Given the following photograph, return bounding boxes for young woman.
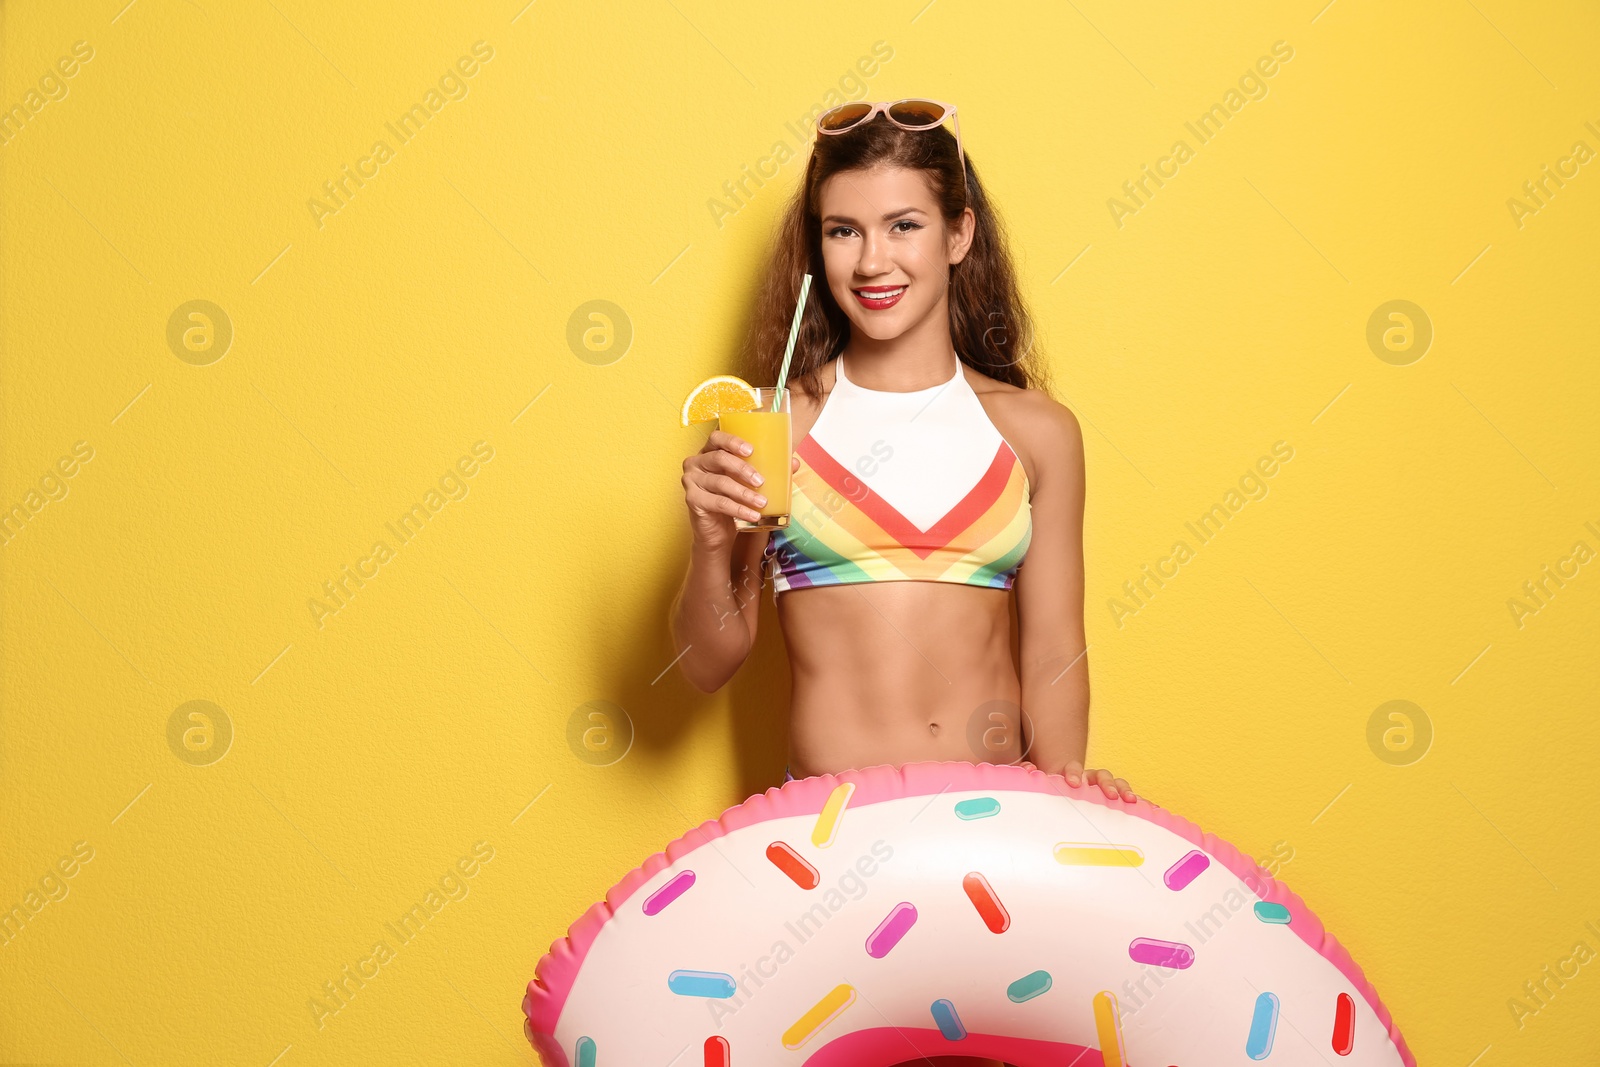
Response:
[670,102,1134,1066]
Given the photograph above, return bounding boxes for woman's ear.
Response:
[948,206,976,265]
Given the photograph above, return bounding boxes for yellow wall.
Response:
[3,0,1597,1062]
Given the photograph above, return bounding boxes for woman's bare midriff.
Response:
[777,578,1023,778]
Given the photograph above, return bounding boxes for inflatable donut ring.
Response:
[523,761,1415,1066]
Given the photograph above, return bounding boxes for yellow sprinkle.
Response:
[782,983,857,1050]
[1053,842,1145,867]
[1093,990,1127,1067]
[811,782,855,848]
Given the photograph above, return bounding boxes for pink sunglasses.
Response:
[814,98,968,201]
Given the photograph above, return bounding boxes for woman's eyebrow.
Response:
[821,206,926,225]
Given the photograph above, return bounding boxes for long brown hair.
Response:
[742,112,1052,403]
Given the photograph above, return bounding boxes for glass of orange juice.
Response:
[718,386,791,531]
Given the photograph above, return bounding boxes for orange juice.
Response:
[718,408,792,524]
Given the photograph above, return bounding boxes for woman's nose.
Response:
[856,230,889,275]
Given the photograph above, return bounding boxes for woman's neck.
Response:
[840,307,961,392]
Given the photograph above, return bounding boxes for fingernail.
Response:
[1067,776,1080,785]
[741,444,753,455]
[752,472,764,485]
[754,494,767,506]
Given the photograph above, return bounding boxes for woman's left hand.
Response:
[1063,759,1135,803]
[1013,759,1136,803]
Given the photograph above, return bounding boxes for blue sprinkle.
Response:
[1246,991,1279,1059]
[1254,901,1292,924]
[930,998,967,1040]
[575,1036,596,1067]
[667,969,737,998]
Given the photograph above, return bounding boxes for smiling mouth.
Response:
[853,284,907,309]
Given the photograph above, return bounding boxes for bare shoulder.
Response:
[966,369,1083,488]
[789,359,838,441]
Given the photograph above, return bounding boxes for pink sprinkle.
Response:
[642,871,695,916]
[1164,849,1209,891]
[865,902,918,958]
[1129,936,1195,969]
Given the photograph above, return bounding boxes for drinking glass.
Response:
[717,387,791,531]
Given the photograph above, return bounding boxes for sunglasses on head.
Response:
[814,98,968,201]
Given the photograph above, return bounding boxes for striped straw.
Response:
[772,273,812,411]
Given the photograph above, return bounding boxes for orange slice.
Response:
[681,374,760,426]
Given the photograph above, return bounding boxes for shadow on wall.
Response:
[726,588,795,796]
[586,534,792,806]
[586,259,795,800]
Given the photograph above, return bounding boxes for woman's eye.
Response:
[825,222,918,238]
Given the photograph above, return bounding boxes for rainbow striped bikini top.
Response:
[763,353,1032,594]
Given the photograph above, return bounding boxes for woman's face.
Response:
[816,165,974,343]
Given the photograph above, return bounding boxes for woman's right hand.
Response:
[681,431,797,553]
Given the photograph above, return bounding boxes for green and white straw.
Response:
[772,273,812,411]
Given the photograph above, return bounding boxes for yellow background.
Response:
[3,0,1598,1063]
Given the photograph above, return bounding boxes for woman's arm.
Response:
[669,435,800,693]
[1013,397,1135,801]
[669,532,767,692]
